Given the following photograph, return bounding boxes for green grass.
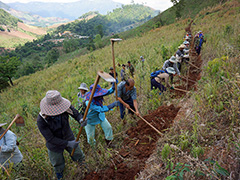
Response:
[0,0,239,179]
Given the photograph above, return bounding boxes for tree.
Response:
[0,55,21,86]
[170,0,185,19]
[45,48,60,65]
[63,39,79,53]
[94,34,103,49]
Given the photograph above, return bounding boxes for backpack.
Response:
[150,70,165,79]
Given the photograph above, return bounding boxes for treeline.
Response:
[57,4,158,36]
[0,4,157,90]
[0,9,23,31]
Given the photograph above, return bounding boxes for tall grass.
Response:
[0,0,239,179]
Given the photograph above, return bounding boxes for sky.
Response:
[1,0,173,12]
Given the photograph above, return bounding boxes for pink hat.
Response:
[40,90,71,116]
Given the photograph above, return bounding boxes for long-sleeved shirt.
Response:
[37,105,82,153]
[154,73,171,87]
[117,81,137,101]
[120,69,127,81]
[0,129,23,166]
[162,60,180,75]
[86,88,114,125]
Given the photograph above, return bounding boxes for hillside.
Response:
[118,0,228,39]
[0,0,239,179]
[0,9,47,48]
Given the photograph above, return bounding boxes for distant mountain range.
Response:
[0,1,70,27]
[6,0,123,20]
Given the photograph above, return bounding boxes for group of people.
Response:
[35,73,140,179]
[0,31,203,179]
[150,30,203,94]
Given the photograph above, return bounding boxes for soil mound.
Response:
[83,105,180,180]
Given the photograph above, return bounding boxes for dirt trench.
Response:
[83,51,202,180]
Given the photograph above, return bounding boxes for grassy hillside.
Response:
[0,0,239,179]
[0,8,22,28]
[118,0,227,39]
[0,9,47,48]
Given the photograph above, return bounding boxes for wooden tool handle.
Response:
[71,75,100,156]
[0,114,20,141]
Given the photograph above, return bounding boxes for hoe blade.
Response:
[110,38,122,42]
[98,71,116,82]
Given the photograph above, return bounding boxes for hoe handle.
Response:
[71,74,100,156]
[127,107,163,136]
[0,114,20,141]
[111,41,119,107]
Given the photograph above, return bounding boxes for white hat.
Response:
[166,67,176,75]
[178,44,185,49]
[78,83,88,91]
[169,56,177,63]
[0,123,7,127]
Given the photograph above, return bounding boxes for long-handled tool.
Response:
[188,62,201,70]
[71,71,116,156]
[110,38,122,103]
[180,76,197,83]
[174,87,189,93]
[129,107,163,136]
[117,98,163,136]
[0,114,25,140]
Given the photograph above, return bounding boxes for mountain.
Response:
[0,1,70,27]
[0,0,239,179]
[0,9,47,48]
[7,0,123,20]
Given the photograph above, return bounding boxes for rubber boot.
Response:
[56,172,63,180]
[105,139,115,148]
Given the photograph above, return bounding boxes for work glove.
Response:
[67,140,80,149]
[111,78,118,90]
[79,118,88,127]
[107,101,119,110]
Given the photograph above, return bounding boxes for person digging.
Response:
[77,82,88,115]
[117,78,140,120]
[37,90,87,180]
[151,67,176,94]
[162,56,181,83]
[84,84,118,148]
[0,122,23,169]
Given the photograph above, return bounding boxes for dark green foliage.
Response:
[45,48,60,65]
[0,55,21,86]
[0,26,4,31]
[63,39,79,53]
[0,9,22,27]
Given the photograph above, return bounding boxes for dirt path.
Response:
[83,44,202,180]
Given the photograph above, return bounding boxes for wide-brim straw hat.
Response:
[0,123,7,127]
[166,67,176,75]
[40,90,71,116]
[178,44,186,49]
[85,84,108,100]
[169,56,177,63]
[78,83,88,91]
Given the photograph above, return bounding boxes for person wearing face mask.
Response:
[117,78,140,119]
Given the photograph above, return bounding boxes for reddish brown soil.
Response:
[83,41,202,180]
[83,105,180,180]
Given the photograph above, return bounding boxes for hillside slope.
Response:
[0,0,239,179]
[0,9,47,48]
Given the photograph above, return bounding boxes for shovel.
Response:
[0,114,25,140]
[71,71,116,156]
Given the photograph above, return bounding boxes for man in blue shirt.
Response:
[117,79,140,119]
